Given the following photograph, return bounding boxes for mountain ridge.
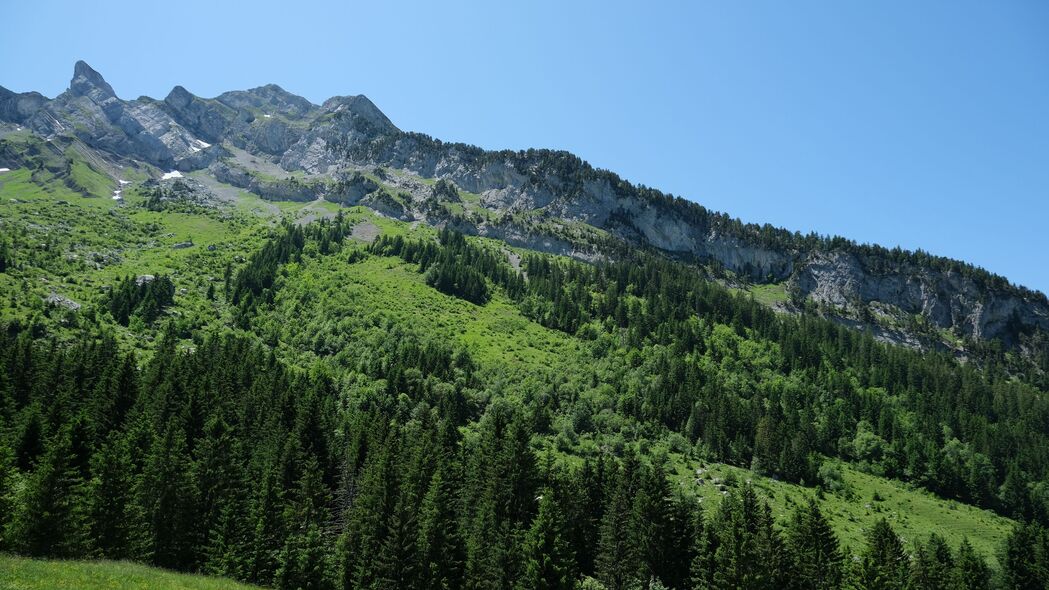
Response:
[1,61,1046,356]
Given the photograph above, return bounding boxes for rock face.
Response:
[25,61,220,169]
[0,86,47,125]
[162,85,238,143]
[2,60,1046,351]
[792,251,1049,344]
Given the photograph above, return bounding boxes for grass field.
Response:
[0,555,263,590]
[747,282,789,307]
[667,458,1012,568]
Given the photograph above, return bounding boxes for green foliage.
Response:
[106,275,175,326]
[5,425,89,558]
[0,160,1045,590]
[855,519,909,590]
[517,490,576,590]
[786,498,843,590]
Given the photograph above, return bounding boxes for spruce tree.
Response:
[952,538,989,590]
[785,498,843,590]
[5,425,89,557]
[595,474,641,590]
[855,518,909,590]
[909,533,953,590]
[1001,523,1043,590]
[709,484,787,590]
[247,467,286,586]
[86,433,142,559]
[274,457,333,590]
[417,465,463,590]
[516,490,576,590]
[136,424,200,570]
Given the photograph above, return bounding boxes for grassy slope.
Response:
[0,160,1017,570]
[264,232,1013,566]
[667,459,1012,567]
[0,555,263,590]
[748,282,789,307]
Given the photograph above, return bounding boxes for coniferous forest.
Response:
[1,208,1048,589]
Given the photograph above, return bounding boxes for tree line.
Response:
[0,325,1031,588]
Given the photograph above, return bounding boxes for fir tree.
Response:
[952,538,989,590]
[855,519,909,590]
[785,498,843,590]
[909,533,953,590]
[274,457,333,590]
[595,473,641,590]
[86,433,142,559]
[5,425,89,557]
[516,490,576,590]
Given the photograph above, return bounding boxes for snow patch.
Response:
[161,170,183,180]
[263,114,273,118]
[195,139,211,148]
[0,168,10,173]
[118,180,131,185]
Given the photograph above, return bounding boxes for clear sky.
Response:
[3,1,1047,293]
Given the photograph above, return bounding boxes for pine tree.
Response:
[136,424,200,570]
[595,474,641,590]
[5,425,89,557]
[952,538,989,590]
[516,490,576,590]
[275,457,334,590]
[86,433,142,559]
[855,519,909,590]
[1001,523,1043,590]
[785,498,843,590]
[909,533,953,590]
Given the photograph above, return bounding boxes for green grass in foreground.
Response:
[0,555,263,590]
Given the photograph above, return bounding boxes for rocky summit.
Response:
[1,61,1046,356]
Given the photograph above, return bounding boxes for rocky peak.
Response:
[164,85,195,109]
[321,94,398,134]
[216,84,316,119]
[69,60,115,100]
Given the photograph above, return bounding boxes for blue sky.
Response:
[3,1,1047,293]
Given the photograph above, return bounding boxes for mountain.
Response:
[4,60,1049,589]
[1,61,1046,357]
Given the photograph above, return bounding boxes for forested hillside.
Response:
[1,159,1047,589]
[0,61,1048,590]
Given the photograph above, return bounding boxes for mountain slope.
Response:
[1,61,1046,361]
[0,118,1044,587]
